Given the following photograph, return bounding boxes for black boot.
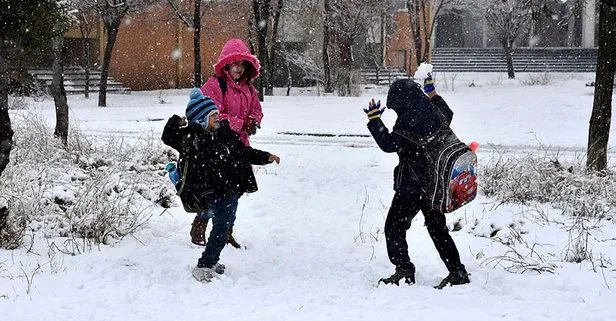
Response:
[434,270,470,289]
[379,265,416,286]
[190,216,208,246]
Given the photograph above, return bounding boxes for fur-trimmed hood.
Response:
[213,38,260,79]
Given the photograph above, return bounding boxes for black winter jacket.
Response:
[367,79,453,194]
[161,115,271,200]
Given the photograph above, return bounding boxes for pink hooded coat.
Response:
[201,38,263,146]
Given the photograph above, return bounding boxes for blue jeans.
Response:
[197,195,239,268]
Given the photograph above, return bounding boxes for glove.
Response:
[243,118,259,135]
[423,73,435,94]
[363,98,384,120]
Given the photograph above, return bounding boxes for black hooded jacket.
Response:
[162,116,271,200]
[367,79,453,194]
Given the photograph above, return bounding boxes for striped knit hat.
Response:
[186,88,218,124]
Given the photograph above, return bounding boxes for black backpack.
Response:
[161,116,208,213]
[173,140,207,213]
[394,118,477,213]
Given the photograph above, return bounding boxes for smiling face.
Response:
[228,60,246,80]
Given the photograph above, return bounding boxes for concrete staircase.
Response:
[29,67,131,95]
[431,47,597,72]
[360,67,409,85]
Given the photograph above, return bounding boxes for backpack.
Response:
[395,120,477,213]
[161,117,207,213]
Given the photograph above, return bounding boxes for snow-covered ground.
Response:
[2,72,616,321]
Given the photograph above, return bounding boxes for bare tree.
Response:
[0,33,11,177]
[272,0,325,91]
[405,0,460,70]
[252,0,285,99]
[51,1,75,147]
[73,1,97,99]
[51,31,70,146]
[586,0,616,172]
[322,0,333,93]
[167,0,204,87]
[83,0,157,107]
[326,0,387,96]
[481,0,533,79]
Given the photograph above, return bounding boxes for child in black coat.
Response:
[365,73,469,289]
[162,88,280,282]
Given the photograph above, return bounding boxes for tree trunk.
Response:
[0,35,13,176]
[408,0,423,67]
[586,0,616,172]
[504,41,515,79]
[83,37,91,99]
[253,0,272,99]
[322,0,332,93]
[381,11,387,67]
[79,14,91,99]
[193,0,202,88]
[98,22,120,107]
[51,34,69,147]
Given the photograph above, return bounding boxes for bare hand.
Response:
[268,154,280,164]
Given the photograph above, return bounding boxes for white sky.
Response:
[2,72,616,321]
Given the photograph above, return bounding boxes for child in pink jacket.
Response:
[191,38,263,247]
[200,38,263,147]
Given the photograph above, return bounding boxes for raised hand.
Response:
[423,73,435,94]
[363,98,385,120]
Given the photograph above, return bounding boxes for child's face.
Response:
[206,112,220,131]
[228,60,246,80]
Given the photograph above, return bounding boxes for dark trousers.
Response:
[385,192,465,273]
[197,196,239,268]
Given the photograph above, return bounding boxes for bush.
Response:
[0,110,170,249]
[520,73,555,86]
[481,148,615,218]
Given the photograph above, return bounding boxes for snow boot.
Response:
[227,226,241,249]
[192,266,214,283]
[434,270,470,289]
[379,265,416,286]
[190,216,208,246]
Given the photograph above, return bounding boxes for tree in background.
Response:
[325,0,387,96]
[252,0,285,99]
[167,0,206,87]
[0,0,70,177]
[586,0,615,172]
[83,0,157,107]
[51,2,75,147]
[323,0,333,93]
[480,0,532,79]
[406,0,460,69]
[74,1,99,99]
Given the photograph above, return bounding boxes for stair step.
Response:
[28,68,131,95]
[431,47,597,72]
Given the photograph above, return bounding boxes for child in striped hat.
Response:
[161,88,280,283]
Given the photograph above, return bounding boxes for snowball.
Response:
[413,63,433,80]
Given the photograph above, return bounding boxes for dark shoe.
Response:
[212,262,225,274]
[190,216,208,246]
[434,270,470,289]
[379,265,416,286]
[227,226,241,249]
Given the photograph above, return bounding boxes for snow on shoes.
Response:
[192,263,225,283]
